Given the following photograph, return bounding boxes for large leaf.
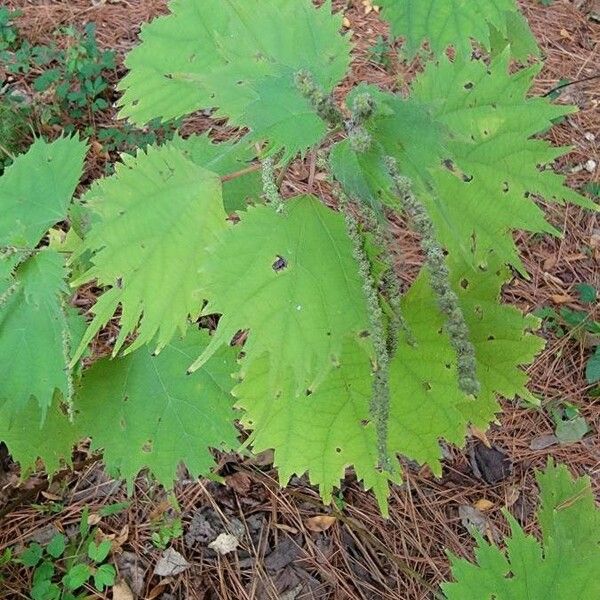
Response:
[171,134,261,212]
[0,250,83,415]
[0,136,87,248]
[0,396,78,474]
[190,196,372,396]
[235,251,543,511]
[74,329,239,487]
[332,53,596,272]
[118,0,351,160]
[71,144,228,361]
[377,0,539,60]
[443,462,600,599]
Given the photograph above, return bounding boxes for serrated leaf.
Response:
[443,461,600,599]
[0,136,87,248]
[333,53,596,272]
[586,346,600,384]
[190,196,371,396]
[0,395,77,474]
[236,251,543,511]
[74,329,239,487]
[377,0,539,59]
[118,0,351,160]
[235,341,396,511]
[171,134,260,212]
[0,250,82,415]
[46,534,66,559]
[71,144,228,361]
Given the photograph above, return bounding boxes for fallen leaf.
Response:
[41,491,62,501]
[458,505,498,543]
[147,580,172,600]
[208,533,240,555]
[153,548,190,577]
[225,472,252,495]
[305,515,336,533]
[551,294,575,305]
[474,499,494,512]
[504,486,520,508]
[87,513,102,526]
[342,16,351,28]
[274,523,299,535]
[529,434,559,450]
[470,426,492,448]
[112,580,134,600]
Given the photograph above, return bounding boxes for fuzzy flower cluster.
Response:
[294,70,343,129]
[261,157,284,213]
[385,157,480,397]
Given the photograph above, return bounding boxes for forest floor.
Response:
[0,1,599,599]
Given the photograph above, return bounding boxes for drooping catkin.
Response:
[294,70,344,129]
[356,202,415,353]
[59,303,75,420]
[339,191,392,472]
[261,157,284,213]
[385,157,480,397]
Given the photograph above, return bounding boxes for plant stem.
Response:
[220,163,261,182]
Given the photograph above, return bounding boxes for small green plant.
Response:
[151,516,184,550]
[368,35,392,69]
[0,7,20,50]
[536,283,600,387]
[13,509,116,600]
[0,98,30,172]
[1,20,115,125]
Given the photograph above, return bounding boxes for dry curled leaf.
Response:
[305,515,336,533]
[112,580,134,600]
[474,499,494,512]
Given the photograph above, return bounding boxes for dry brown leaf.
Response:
[274,523,299,535]
[40,491,62,501]
[87,513,102,526]
[474,499,494,512]
[470,426,492,448]
[342,16,351,28]
[551,294,575,305]
[504,486,521,508]
[305,515,336,533]
[112,580,134,600]
[225,472,252,495]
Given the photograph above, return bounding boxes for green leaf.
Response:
[236,251,543,511]
[31,579,61,600]
[93,563,116,591]
[171,134,261,212]
[62,564,91,591]
[71,144,228,361]
[46,534,67,559]
[334,53,596,272]
[20,543,43,568]
[75,329,239,487]
[0,250,83,415]
[586,346,600,384]
[377,0,539,59]
[87,540,111,563]
[443,461,600,599]
[0,395,77,474]
[575,282,597,304]
[98,501,130,517]
[117,0,351,160]
[191,196,371,396]
[0,136,87,248]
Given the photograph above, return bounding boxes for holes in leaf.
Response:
[502,181,510,193]
[460,278,469,290]
[463,81,474,90]
[445,363,452,370]
[359,330,370,338]
[462,173,474,183]
[272,255,288,272]
[164,73,173,80]
[442,158,456,172]
[423,382,432,392]
[487,335,495,341]
[142,440,153,453]
[360,419,370,427]
[335,447,342,454]
[474,305,483,319]
[305,389,313,396]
